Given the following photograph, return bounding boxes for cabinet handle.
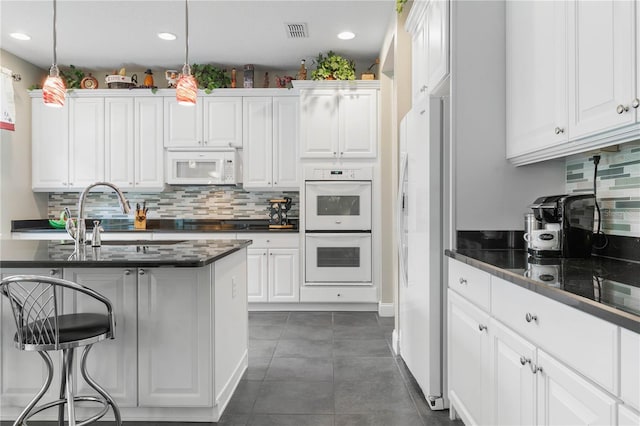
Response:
[420,109,426,115]
[337,293,341,297]
[263,252,266,256]
[129,182,133,185]
[530,364,543,374]
[616,104,629,114]
[267,182,271,185]
[198,141,202,145]
[62,182,67,186]
[138,269,145,276]
[333,152,337,157]
[340,152,344,156]
[203,141,208,145]
[274,182,277,185]
[554,127,564,135]
[50,269,58,276]
[458,277,467,285]
[124,269,131,275]
[270,253,273,256]
[478,324,487,332]
[632,98,639,109]
[525,312,537,323]
[519,356,531,366]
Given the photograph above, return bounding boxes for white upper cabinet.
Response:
[243,96,299,190]
[425,0,449,92]
[134,97,164,190]
[32,99,69,191]
[506,0,568,158]
[507,0,640,165]
[104,97,163,191]
[406,0,450,104]
[105,97,135,188]
[272,97,299,189]
[297,82,378,159]
[164,97,242,149]
[69,97,105,189]
[568,0,635,139]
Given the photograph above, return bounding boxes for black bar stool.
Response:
[1,274,122,426]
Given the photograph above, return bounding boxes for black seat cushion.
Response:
[15,313,110,345]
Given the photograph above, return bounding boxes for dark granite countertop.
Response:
[445,249,640,333]
[0,239,252,268]
[12,218,299,233]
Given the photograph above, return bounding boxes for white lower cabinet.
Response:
[246,234,299,303]
[63,268,138,407]
[447,258,632,426]
[489,319,536,426]
[537,350,616,425]
[0,268,62,408]
[137,267,212,407]
[448,289,491,425]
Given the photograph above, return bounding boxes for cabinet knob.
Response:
[333,152,337,157]
[616,104,629,114]
[124,269,131,275]
[478,324,487,332]
[274,182,277,185]
[138,269,145,276]
[263,252,266,256]
[270,253,273,256]
[337,293,341,297]
[554,127,564,135]
[519,356,531,366]
[632,98,639,109]
[129,182,133,185]
[530,364,543,375]
[340,152,344,156]
[50,269,58,276]
[525,312,537,323]
[459,277,467,285]
[267,182,271,185]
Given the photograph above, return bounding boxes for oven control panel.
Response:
[305,166,373,181]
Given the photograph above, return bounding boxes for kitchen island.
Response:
[0,239,251,423]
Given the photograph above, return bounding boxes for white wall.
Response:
[0,50,47,239]
[450,1,565,233]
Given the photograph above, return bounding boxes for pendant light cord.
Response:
[184,0,189,65]
[52,0,57,66]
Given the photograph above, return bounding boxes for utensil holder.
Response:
[134,214,147,230]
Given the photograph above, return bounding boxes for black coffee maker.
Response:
[528,194,595,258]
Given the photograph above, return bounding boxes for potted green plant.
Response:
[191,64,231,93]
[311,51,356,81]
[60,65,85,89]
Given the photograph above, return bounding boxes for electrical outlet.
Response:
[231,277,237,298]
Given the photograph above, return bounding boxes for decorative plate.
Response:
[81,74,99,89]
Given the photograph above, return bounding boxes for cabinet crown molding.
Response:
[292,80,380,90]
[28,88,300,99]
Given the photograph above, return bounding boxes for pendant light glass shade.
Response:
[43,0,65,107]
[43,64,66,107]
[176,0,197,105]
[176,64,197,105]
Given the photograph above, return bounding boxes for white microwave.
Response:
[166,150,241,185]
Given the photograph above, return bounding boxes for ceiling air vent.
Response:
[285,23,308,38]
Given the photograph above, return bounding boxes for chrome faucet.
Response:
[66,182,131,254]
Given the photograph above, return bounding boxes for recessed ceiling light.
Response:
[158,32,177,41]
[337,31,355,40]
[10,32,31,41]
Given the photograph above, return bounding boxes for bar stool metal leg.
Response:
[58,352,68,426]
[13,351,54,426]
[80,344,123,426]
[64,349,77,426]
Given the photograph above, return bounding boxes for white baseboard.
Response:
[392,329,400,356]
[249,302,378,312]
[214,349,248,421]
[378,301,394,317]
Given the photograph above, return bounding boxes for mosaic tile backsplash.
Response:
[566,141,640,237]
[49,186,299,221]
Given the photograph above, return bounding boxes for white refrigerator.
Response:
[397,97,445,410]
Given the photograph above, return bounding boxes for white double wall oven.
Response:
[303,166,373,286]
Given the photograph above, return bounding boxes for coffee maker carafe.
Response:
[526,194,595,258]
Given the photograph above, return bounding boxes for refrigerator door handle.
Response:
[396,152,409,288]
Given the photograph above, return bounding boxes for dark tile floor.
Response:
[216,311,462,426]
[2,312,463,426]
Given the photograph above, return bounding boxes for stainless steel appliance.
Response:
[166,150,241,185]
[527,194,595,258]
[304,166,373,286]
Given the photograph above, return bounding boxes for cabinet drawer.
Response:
[491,277,619,394]
[448,259,491,311]
[621,328,640,411]
[242,233,299,248]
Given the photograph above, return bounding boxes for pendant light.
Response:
[176,0,197,105]
[43,0,66,107]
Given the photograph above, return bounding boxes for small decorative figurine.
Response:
[165,70,179,88]
[143,69,154,87]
